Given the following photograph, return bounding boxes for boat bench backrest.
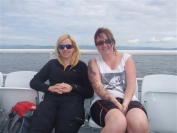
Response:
[5,71,37,88]
[141,74,177,133]
[0,72,3,87]
[0,71,38,113]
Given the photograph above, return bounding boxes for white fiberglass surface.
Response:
[1,89,37,113]
[144,92,177,133]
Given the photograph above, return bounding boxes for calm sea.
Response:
[0,53,177,133]
[0,54,177,77]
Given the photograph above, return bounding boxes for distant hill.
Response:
[79,45,177,50]
[0,45,55,49]
[0,44,176,50]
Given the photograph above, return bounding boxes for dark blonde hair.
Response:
[94,27,117,53]
[55,34,80,69]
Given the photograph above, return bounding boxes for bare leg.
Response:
[101,109,127,133]
[126,108,149,133]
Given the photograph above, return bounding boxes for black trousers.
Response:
[28,94,85,133]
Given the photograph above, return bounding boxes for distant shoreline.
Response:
[0,45,176,50]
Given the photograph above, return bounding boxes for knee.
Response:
[129,116,149,131]
[104,110,127,132]
[126,109,149,133]
[112,116,127,132]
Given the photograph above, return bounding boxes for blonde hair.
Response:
[94,27,117,53]
[55,34,80,70]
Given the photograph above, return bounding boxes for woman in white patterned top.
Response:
[88,27,149,133]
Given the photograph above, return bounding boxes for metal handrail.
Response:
[0,49,177,55]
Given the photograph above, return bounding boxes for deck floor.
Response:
[78,121,101,133]
[50,120,101,133]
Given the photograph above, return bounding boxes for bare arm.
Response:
[122,56,136,113]
[88,58,122,110]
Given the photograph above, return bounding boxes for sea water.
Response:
[0,54,176,77]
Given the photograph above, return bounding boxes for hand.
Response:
[48,83,72,94]
[48,84,63,94]
[59,82,72,93]
[121,103,128,115]
[115,101,123,111]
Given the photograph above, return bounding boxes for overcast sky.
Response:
[0,0,176,48]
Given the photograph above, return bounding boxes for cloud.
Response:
[128,39,139,43]
[0,0,176,48]
[148,37,160,42]
[161,37,177,42]
[148,37,177,42]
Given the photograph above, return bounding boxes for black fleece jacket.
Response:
[30,59,93,99]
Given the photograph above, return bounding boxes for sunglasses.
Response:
[58,44,74,49]
[96,39,112,46]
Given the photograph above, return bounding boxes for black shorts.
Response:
[90,98,147,127]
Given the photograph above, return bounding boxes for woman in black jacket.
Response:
[28,34,93,133]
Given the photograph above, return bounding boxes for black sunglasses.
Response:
[58,44,74,49]
[96,39,112,46]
